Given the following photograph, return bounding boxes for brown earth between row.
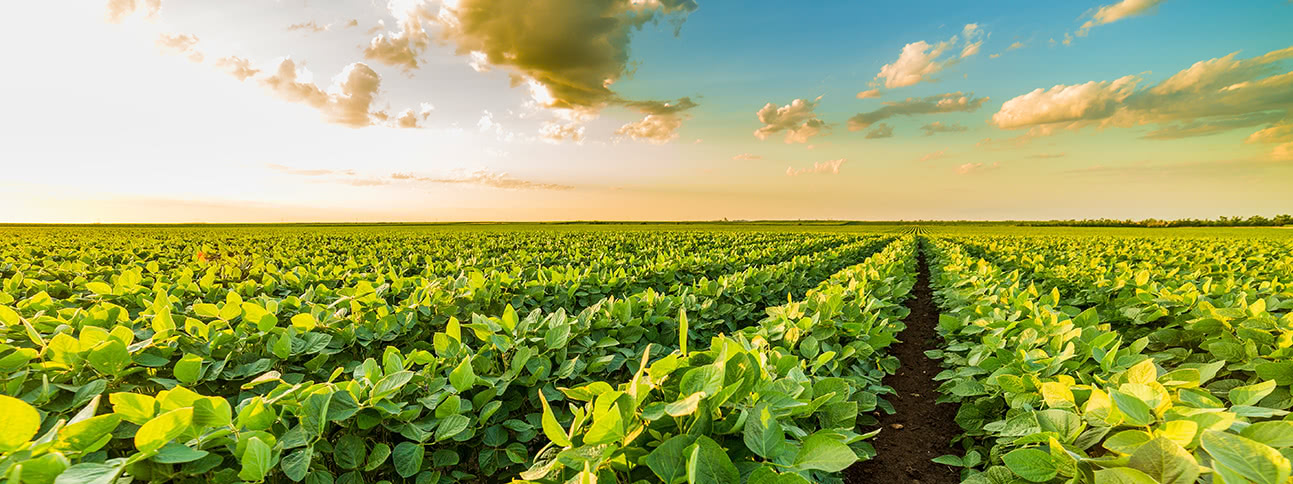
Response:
[845,242,960,484]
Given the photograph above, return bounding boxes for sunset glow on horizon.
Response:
[2,1,1291,222]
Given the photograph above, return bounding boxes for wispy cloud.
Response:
[957,161,1000,175]
[1077,0,1167,37]
[920,121,969,136]
[1027,153,1067,159]
[267,164,573,190]
[732,153,762,160]
[865,123,895,139]
[848,92,989,131]
[786,158,845,176]
[919,149,948,162]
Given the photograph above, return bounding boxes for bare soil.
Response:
[845,243,960,484]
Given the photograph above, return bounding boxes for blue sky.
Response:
[0,0,1290,222]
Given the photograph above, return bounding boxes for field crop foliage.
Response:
[0,225,1290,484]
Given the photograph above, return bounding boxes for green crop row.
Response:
[0,231,911,484]
[512,236,918,483]
[926,237,1293,484]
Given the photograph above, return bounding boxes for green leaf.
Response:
[1241,421,1293,448]
[446,317,461,342]
[174,353,203,384]
[291,313,318,332]
[134,407,193,453]
[1111,390,1153,426]
[1105,430,1153,455]
[0,395,42,452]
[538,392,571,447]
[1094,467,1158,484]
[679,308,689,356]
[394,442,425,478]
[436,414,470,442]
[743,405,784,460]
[792,432,857,472]
[1256,362,1293,386]
[1002,448,1059,483]
[53,463,124,484]
[109,392,156,425]
[365,442,391,471]
[335,434,365,470]
[239,436,272,482]
[86,282,113,295]
[647,434,696,483]
[87,340,131,376]
[449,357,476,393]
[1127,437,1200,484]
[1229,380,1277,406]
[932,455,964,466]
[1201,430,1291,484]
[680,366,723,397]
[371,370,414,401]
[687,436,739,484]
[583,404,625,445]
[282,446,313,482]
[55,414,122,452]
[153,443,210,464]
[664,392,705,418]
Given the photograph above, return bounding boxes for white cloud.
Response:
[215,56,259,81]
[991,76,1139,130]
[261,59,386,128]
[1078,0,1167,36]
[616,98,698,144]
[856,89,881,99]
[875,23,986,89]
[106,0,161,23]
[156,33,203,63]
[991,46,1293,153]
[755,97,828,144]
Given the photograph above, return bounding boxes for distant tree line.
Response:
[1022,215,1293,228]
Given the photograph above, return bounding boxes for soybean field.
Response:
[0,224,1291,484]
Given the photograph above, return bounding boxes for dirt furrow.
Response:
[845,241,960,484]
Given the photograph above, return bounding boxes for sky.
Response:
[1,0,1291,222]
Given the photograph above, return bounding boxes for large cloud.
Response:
[261,59,387,128]
[993,45,1287,137]
[432,0,697,111]
[848,92,989,131]
[755,97,828,144]
[991,46,1293,156]
[875,24,985,89]
[616,97,698,143]
[1078,0,1167,37]
[364,3,437,70]
[991,77,1139,130]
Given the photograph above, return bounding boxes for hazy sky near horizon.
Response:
[2,0,1291,222]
